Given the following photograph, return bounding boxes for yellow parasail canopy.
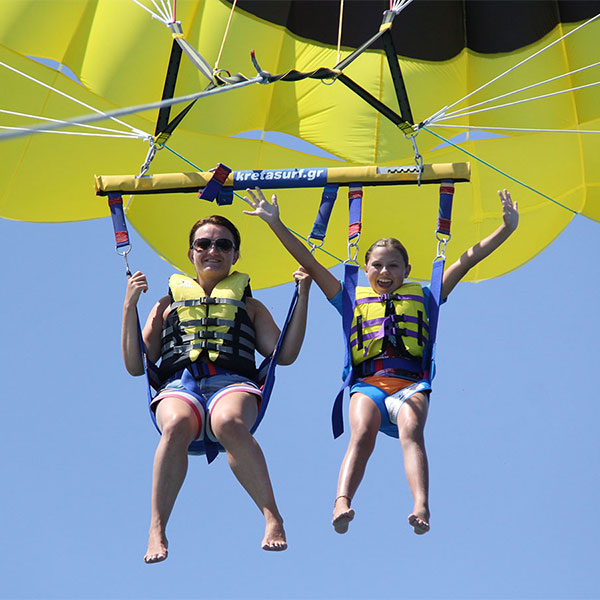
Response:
[0,0,598,289]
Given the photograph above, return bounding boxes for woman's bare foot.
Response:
[262,517,287,551]
[145,529,169,563]
[332,495,355,534]
[408,509,430,535]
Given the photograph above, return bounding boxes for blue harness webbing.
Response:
[107,192,297,463]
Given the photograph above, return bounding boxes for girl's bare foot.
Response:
[261,517,287,551]
[332,495,355,534]
[408,509,430,535]
[145,529,169,563]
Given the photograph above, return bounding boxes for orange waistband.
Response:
[360,376,415,395]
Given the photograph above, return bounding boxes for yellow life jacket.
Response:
[350,282,429,368]
[159,271,256,380]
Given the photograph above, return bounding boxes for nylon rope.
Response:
[422,126,578,215]
[440,62,600,121]
[0,108,141,137]
[336,0,345,65]
[431,124,600,135]
[429,12,600,122]
[0,126,140,138]
[0,75,264,142]
[0,60,149,138]
[214,0,237,73]
[130,0,170,24]
[436,80,600,122]
[156,0,173,21]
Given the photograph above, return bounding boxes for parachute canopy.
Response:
[1,0,599,288]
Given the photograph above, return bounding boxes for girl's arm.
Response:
[249,268,312,365]
[244,187,341,300]
[442,189,519,299]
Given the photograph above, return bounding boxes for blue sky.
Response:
[1,186,599,598]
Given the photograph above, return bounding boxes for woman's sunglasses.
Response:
[191,237,236,252]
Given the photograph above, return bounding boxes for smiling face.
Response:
[365,245,411,295]
[188,223,239,284]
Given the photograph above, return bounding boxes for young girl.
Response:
[244,187,518,535]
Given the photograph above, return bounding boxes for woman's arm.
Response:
[249,268,312,365]
[244,187,341,300]
[121,271,168,375]
[442,189,519,299]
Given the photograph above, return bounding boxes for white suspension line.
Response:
[0,126,142,139]
[436,80,600,122]
[156,0,174,22]
[0,60,149,138]
[442,61,600,119]
[431,123,600,134]
[440,12,600,117]
[0,75,264,142]
[391,0,414,15]
[151,0,172,22]
[0,108,143,137]
[130,0,170,24]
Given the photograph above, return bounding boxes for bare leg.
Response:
[145,397,199,563]
[397,392,430,534]
[210,392,287,551]
[332,393,381,534]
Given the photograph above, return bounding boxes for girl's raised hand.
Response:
[498,189,519,233]
[243,187,280,225]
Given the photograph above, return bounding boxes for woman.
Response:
[122,215,311,562]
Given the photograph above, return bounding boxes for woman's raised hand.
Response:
[243,187,280,225]
[125,270,148,306]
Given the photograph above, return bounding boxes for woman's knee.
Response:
[156,400,199,444]
[210,393,257,441]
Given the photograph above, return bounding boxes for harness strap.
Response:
[171,297,246,309]
[198,163,233,205]
[309,184,339,243]
[332,185,363,438]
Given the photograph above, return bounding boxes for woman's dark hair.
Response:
[364,238,409,266]
[188,215,241,251]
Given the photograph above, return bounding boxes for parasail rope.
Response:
[435,80,600,122]
[214,0,238,73]
[336,0,345,64]
[439,62,600,121]
[391,0,414,15]
[0,126,139,138]
[430,124,600,135]
[0,108,143,137]
[0,75,264,142]
[0,60,150,139]
[422,126,578,215]
[130,0,170,24]
[156,0,174,21]
[429,12,600,123]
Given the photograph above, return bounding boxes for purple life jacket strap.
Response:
[355,294,425,305]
